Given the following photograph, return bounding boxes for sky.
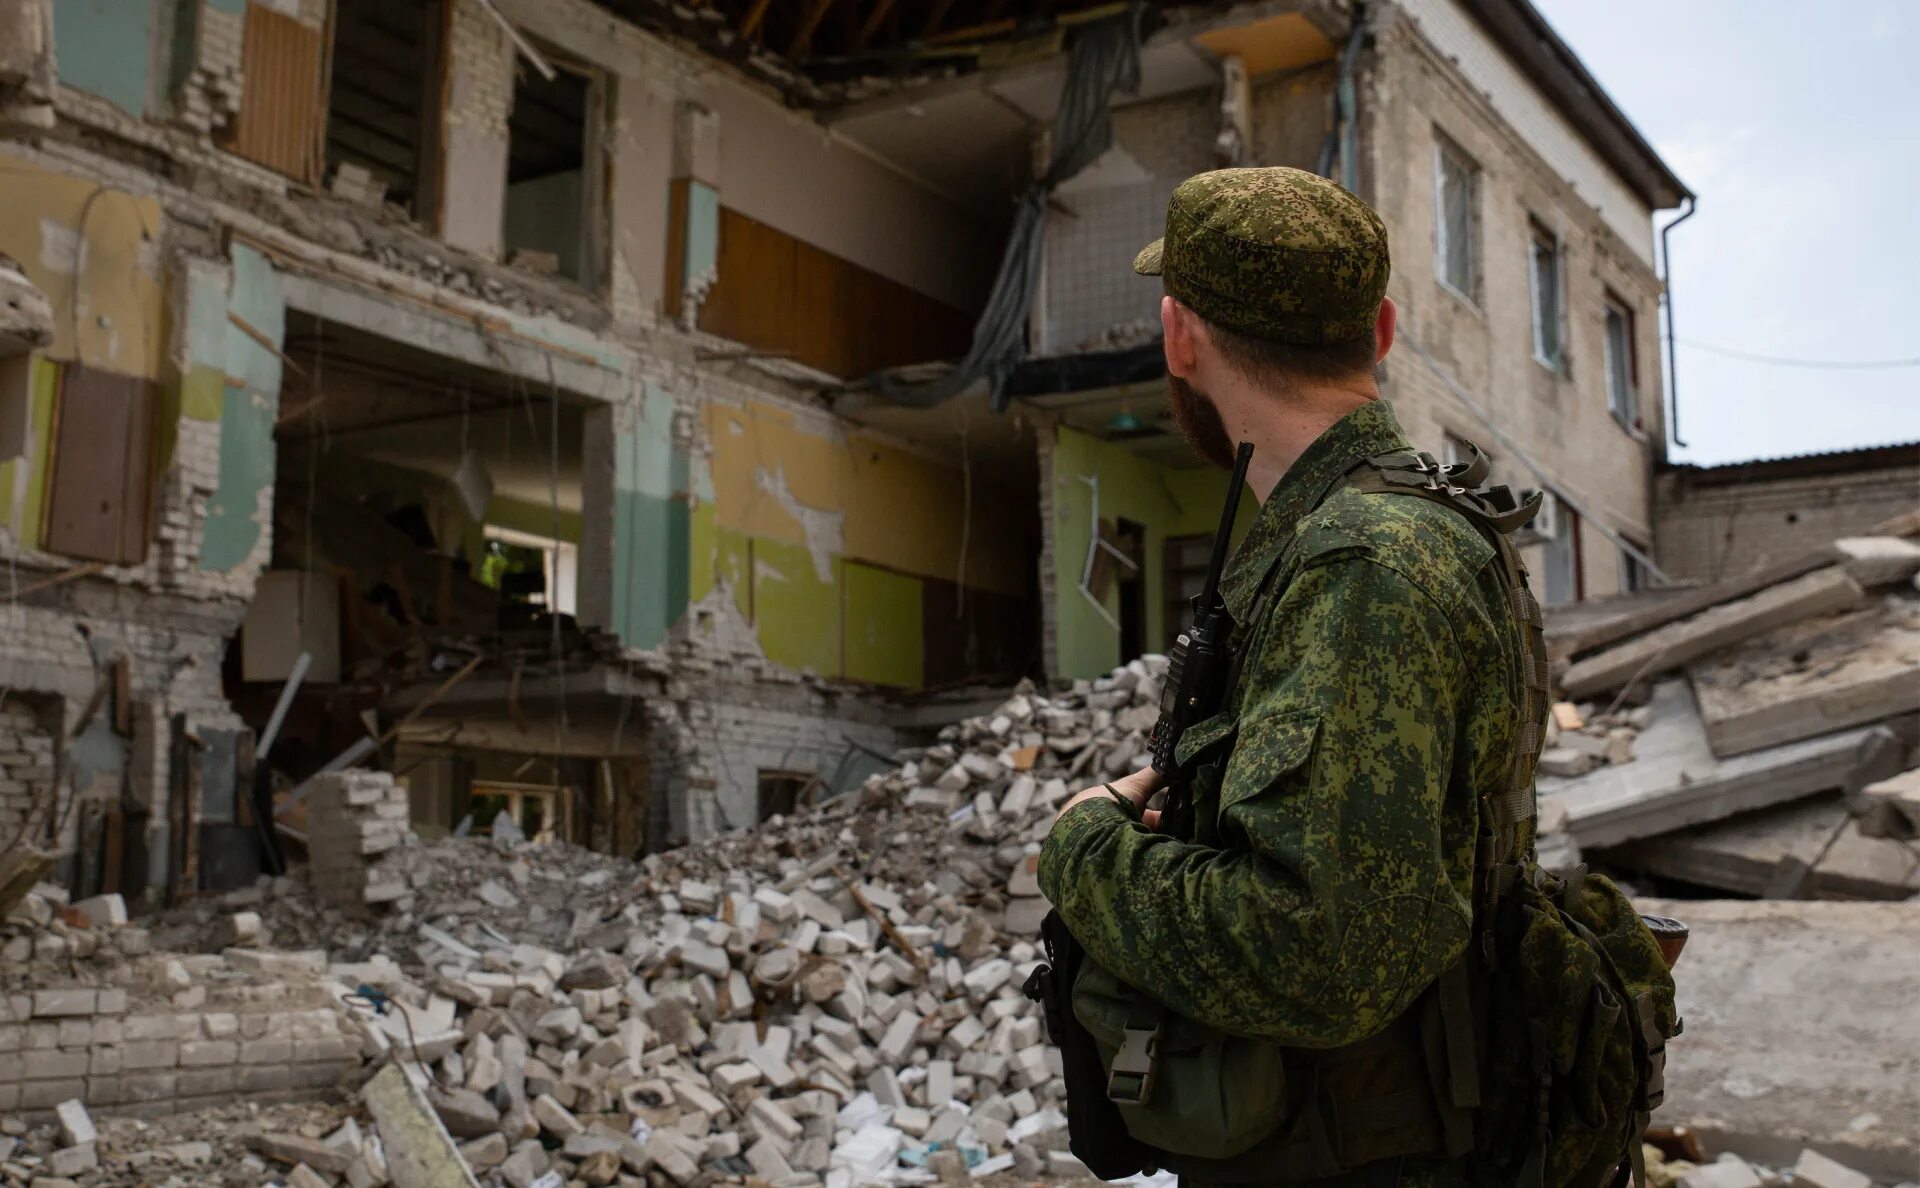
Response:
[1532,0,1920,466]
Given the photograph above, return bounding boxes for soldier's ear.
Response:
[1374,297,1398,365]
[1162,296,1200,378]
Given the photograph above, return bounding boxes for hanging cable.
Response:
[1677,339,1920,370]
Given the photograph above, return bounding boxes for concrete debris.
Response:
[1856,766,1920,839]
[2,661,1190,1184]
[1541,523,1919,903]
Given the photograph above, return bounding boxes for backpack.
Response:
[1027,444,1681,1188]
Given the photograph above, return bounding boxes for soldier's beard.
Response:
[1167,374,1238,470]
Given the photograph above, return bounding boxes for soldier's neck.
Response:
[1232,381,1380,502]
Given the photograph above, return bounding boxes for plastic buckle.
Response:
[1106,1023,1162,1106]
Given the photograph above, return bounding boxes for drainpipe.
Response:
[1659,195,1698,449]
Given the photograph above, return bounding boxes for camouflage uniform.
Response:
[1038,168,1535,1187]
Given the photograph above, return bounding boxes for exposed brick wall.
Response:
[1042,91,1217,353]
[1654,464,1920,584]
[305,770,417,912]
[0,977,362,1117]
[0,696,59,857]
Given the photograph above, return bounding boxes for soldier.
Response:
[1037,166,1544,1187]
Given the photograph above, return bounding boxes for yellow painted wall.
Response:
[702,397,1026,596]
[0,358,60,550]
[690,393,1035,688]
[0,152,165,379]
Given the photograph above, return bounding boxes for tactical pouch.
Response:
[1027,910,1157,1180]
[1071,959,1289,1159]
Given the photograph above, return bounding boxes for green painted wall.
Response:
[201,244,284,572]
[53,0,156,117]
[0,358,59,550]
[609,382,689,650]
[751,538,839,676]
[1049,426,1252,680]
[843,561,923,688]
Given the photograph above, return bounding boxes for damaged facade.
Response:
[0,0,1686,898]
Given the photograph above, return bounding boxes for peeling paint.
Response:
[201,244,284,572]
[37,218,84,274]
[680,179,720,320]
[754,463,842,583]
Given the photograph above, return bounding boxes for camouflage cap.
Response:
[1133,167,1390,346]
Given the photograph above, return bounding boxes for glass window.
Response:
[1434,136,1478,298]
[1604,298,1637,426]
[1529,225,1564,371]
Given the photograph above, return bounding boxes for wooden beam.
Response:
[852,0,897,52]
[739,0,774,42]
[787,0,838,57]
[918,0,957,40]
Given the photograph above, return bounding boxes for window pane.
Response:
[1436,145,1475,294]
[1605,307,1634,422]
[1531,235,1561,364]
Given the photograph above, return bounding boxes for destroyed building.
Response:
[1654,441,1920,585]
[0,0,1689,903]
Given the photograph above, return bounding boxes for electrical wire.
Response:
[1677,339,1920,370]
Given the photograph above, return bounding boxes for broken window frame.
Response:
[322,0,452,224]
[501,45,608,292]
[1432,132,1479,302]
[481,523,579,616]
[468,780,558,842]
[1528,221,1565,374]
[1603,293,1638,430]
[756,770,814,823]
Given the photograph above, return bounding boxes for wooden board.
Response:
[690,197,973,379]
[223,3,327,184]
[1560,566,1865,699]
[42,364,155,565]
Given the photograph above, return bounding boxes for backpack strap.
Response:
[1345,446,1549,875]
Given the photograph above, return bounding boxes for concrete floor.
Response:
[1640,897,1920,1182]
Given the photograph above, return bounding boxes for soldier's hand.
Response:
[1055,766,1164,827]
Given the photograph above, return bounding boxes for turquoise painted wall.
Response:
[1050,427,1250,680]
[202,244,285,572]
[610,382,689,650]
[53,0,156,117]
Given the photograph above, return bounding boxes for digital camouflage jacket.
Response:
[1038,399,1533,1186]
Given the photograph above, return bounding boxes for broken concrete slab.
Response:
[1601,794,1920,900]
[1541,680,1901,849]
[1856,765,1920,838]
[1562,566,1867,700]
[1688,598,1920,758]
[1642,896,1920,1183]
[1553,509,1920,662]
[1832,535,1920,587]
[362,1063,484,1188]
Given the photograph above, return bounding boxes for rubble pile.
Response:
[1535,524,1920,899]
[6,658,1184,1186]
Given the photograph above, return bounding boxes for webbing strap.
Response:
[1346,450,1547,859]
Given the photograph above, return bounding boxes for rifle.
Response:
[1147,440,1254,837]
